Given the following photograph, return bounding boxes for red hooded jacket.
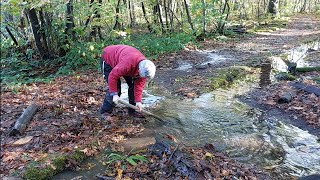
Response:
[102,45,147,102]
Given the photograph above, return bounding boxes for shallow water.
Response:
[148,83,320,177]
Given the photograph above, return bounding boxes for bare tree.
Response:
[28,8,49,59]
[300,0,307,12]
[157,0,165,33]
[201,0,206,35]
[183,0,194,32]
[5,26,18,46]
[141,2,152,32]
[114,0,122,29]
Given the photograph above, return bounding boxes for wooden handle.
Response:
[118,99,163,121]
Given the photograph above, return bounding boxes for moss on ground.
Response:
[296,67,320,72]
[246,17,289,33]
[209,66,254,90]
[275,72,297,81]
[23,150,85,180]
[70,149,86,163]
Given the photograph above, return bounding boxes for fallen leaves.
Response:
[12,136,33,146]
[0,71,146,177]
[2,152,21,162]
[257,72,320,127]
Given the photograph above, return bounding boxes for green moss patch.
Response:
[296,67,320,72]
[23,150,85,180]
[247,18,289,33]
[209,67,254,90]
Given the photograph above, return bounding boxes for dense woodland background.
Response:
[1,0,320,86]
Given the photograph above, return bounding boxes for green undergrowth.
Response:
[247,17,289,33]
[209,66,256,90]
[23,150,86,180]
[1,32,196,88]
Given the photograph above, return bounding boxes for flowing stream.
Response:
[54,42,320,179]
[148,86,320,177]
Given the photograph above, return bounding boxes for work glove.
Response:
[136,102,143,112]
[113,95,120,104]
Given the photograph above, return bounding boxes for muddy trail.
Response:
[1,15,320,180]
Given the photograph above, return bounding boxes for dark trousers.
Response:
[100,58,136,114]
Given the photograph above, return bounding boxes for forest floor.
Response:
[1,14,319,179]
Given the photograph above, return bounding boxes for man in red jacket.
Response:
[100,45,156,120]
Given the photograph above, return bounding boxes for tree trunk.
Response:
[164,0,169,31]
[257,0,261,18]
[157,0,165,33]
[141,2,152,32]
[65,0,75,38]
[300,0,307,12]
[44,12,53,53]
[263,0,267,15]
[84,0,95,29]
[9,104,38,136]
[153,5,158,24]
[168,0,175,32]
[38,9,49,57]
[128,0,133,27]
[28,8,48,59]
[90,0,102,39]
[5,26,18,46]
[114,0,122,30]
[131,0,136,27]
[267,0,279,16]
[201,0,206,35]
[183,0,194,32]
[217,0,230,34]
[293,0,299,12]
[19,10,27,38]
[60,0,75,56]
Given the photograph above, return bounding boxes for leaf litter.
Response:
[0,71,145,177]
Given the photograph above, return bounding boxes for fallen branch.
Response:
[9,104,38,136]
[289,82,320,96]
[149,136,206,179]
